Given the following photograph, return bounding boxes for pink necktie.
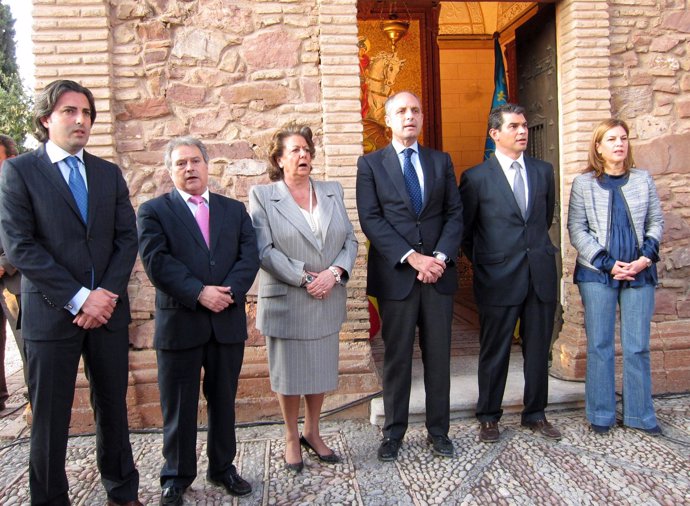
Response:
[189,195,210,247]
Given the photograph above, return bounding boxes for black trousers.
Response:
[379,281,453,440]
[25,328,139,506]
[157,338,244,488]
[476,282,556,423]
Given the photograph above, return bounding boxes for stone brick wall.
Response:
[32,0,379,431]
[28,0,690,430]
[32,0,368,347]
[553,0,690,393]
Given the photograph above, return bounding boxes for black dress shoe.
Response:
[207,466,252,497]
[377,437,401,462]
[160,485,185,506]
[426,434,455,458]
[300,434,341,464]
[591,424,610,434]
[636,425,663,436]
[107,499,144,506]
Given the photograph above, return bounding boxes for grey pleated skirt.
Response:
[266,332,340,395]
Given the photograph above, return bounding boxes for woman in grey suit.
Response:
[249,122,357,473]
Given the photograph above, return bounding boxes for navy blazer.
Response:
[459,154,558,306]
[356,144,464,300]
[137,189,259,350]
[0,144,138,339]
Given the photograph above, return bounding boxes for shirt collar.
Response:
[494,149,526,172]
[45,140,84,165]
[176,187,210,204]
[392,139,419,156]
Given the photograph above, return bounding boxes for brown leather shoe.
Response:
[522,418,562,440]
[479,421,500,443]
[106,500,143,506]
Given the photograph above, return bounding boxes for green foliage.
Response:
[0,2,19,80]
[0,2,32,151]
[0,73,33,151]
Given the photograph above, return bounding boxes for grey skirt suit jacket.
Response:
[249,179,358,340]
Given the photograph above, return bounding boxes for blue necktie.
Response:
[65,156,88,222]
[403,148,422,215]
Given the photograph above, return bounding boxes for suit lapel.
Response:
[313,181,334,238]
[382,145,416,216]
[168,190,209,251]
[417,146,435,216]
[83,151,101,231]
[272,181,321,250]
[208,193,222,252]
[488,155,524,219]
[524,156,538,220]
[34,146,86,226]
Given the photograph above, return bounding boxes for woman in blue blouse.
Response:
[567,119,664,435]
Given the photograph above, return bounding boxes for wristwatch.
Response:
[434,252,448,263]
[301,272,314,287]
[328,266,341,284]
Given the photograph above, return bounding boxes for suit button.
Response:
[210,260,216,266]
[526,248,531,252]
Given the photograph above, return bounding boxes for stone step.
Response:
[369,352,585,426]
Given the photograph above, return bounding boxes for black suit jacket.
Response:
[0,144,138,339]
[459,154,558,306]
[356,144,463,300]
[137,189,259,350]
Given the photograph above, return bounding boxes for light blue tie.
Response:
[403,148,423,215]
[512,161,527,219]
[65,156,88,222]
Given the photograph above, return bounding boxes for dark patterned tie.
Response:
[512,161,527,219]
[403,148,422,215]
[65,156,88,222]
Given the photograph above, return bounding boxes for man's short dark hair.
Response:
[488,103,526,131]
[0,134,18,157]
[33,80,97,143]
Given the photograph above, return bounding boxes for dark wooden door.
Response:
[516,4,562,334]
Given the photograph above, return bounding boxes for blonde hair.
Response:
[586,118,635,178]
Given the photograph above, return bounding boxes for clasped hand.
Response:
[74,288,118,329]
[305,269,337,300]
[611,257,649,281]
[408,252,446,283]
[198,285,235,313]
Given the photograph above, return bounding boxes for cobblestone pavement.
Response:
[1,394,689,505]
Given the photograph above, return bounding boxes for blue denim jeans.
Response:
[578,282,657,429]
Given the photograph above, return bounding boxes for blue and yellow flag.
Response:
[483,34,508,160]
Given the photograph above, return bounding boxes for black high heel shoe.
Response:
[299,434,341,464]
[283,457,304,473]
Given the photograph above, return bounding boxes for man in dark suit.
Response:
[356,91,463,461]
[0,80,142,505]
[0,133,25,412]
[137,136,259,505]
[459,103,561,443]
